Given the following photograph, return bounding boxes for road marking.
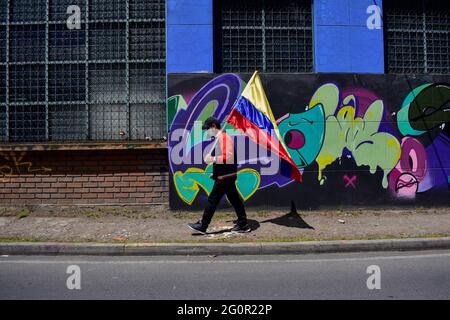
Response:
[1,252,450,265]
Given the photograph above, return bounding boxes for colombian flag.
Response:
[226,71,302,182]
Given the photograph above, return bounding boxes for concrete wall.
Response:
[168,73,450,209]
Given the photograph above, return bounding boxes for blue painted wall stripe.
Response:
[167,0,214,73]
[167,0,385,74]
[314,0,385,73]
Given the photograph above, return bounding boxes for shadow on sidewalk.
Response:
[191,219,261,236]
[261,202,315,230]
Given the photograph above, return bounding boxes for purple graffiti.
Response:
[389,137,427,197]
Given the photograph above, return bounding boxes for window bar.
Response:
[126,0,130,141]
[45,0,50,140]
[422,4,428,73]
[86,0,90,140]
[262,7,266,72]
[5,0,10,142]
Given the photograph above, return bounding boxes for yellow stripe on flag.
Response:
[240,71,292,160]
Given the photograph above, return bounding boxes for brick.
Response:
[67,193,82,199]
[84,182,99,188]
[36,194,51,199]
[132,193,145,198]
[51,183,66,188]
[114,193,129,199]
[19,194,35,199]
[51,193,66,199]
[122,176,138,182]
[89,177,105,182]
[3,194,20,199]
[21,183,36,188]
[66,183,83,188]
[58,188,74,194]
[98,193,114,199]
[97,182,114,188]
[27,188,42,193]
[138,176,153,182]
[36,183,51,188]
[115,182,130,188]
[129,172,145,176]
[82,193,98,199]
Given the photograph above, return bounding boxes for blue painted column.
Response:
[167,0,214,73]
[314,0,385,73]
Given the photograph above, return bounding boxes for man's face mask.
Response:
[206,127,218,139]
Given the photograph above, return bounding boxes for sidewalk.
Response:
[0,205,449,244]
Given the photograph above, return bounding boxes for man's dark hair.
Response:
[202,117,222,130]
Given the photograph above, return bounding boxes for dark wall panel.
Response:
[168,73,450,209]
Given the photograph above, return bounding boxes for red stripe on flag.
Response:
[227,108,302,182]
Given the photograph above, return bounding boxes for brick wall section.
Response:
[0,149,169,205]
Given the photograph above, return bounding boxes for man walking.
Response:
[188,117,250,234]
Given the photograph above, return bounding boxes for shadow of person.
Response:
[227,218,260,232]
[191,228,232,236]
[261,201,315,230]
[192,219,261,236]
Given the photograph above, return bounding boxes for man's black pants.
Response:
[201,178,247,227]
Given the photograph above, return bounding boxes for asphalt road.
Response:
[0,250,449,300]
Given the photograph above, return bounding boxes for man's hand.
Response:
[204,154,215,164]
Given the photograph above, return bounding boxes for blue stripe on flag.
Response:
[234,96,275,132]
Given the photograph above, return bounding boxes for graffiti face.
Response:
[277,105,325,168]
[168,74,450,208]
[388,137,428,198]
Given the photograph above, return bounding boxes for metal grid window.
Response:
[0,0,166,143]
[216,0,313,73]
[385,0,450,74]
[49,24,86,62]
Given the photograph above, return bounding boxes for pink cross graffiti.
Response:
[344,175,357,189]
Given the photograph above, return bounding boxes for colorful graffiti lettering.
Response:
[279,84,401,188]
[168,74,450,208]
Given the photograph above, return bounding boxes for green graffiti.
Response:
[167,95,187,128]
[316,97,401,188]
[173,165,261,205]
[397,83,450,136]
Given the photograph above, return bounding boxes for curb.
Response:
[1,237,450,256]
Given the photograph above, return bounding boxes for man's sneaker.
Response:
[188,221,207,234]
[231,224,251,233]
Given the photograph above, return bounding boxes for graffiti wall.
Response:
[168,74,450,209]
